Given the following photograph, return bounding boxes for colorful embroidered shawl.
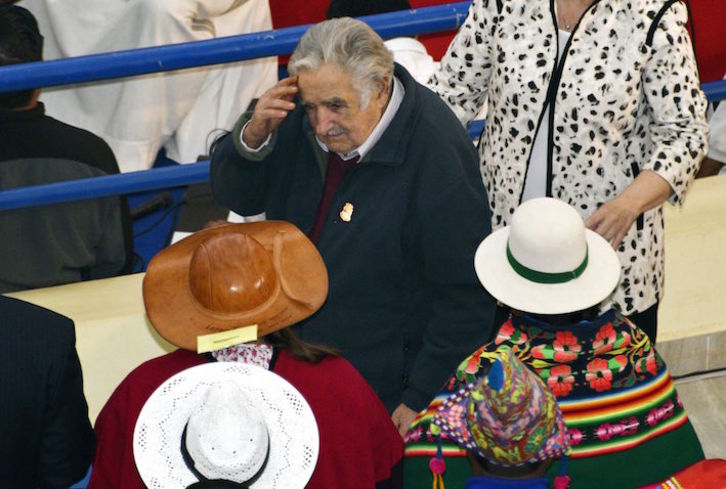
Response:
[403,310,704,489]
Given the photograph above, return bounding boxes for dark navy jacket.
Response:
[211,65,496,411]
[0,296,94,488]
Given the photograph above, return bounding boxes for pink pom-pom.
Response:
[429,457,446,475]
[554,475,571,489]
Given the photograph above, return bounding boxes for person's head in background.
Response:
[287,17,394,154]
[324,0,438,89]
[0,4,43,110]
[434,346,570,486]
[326,0,411,19]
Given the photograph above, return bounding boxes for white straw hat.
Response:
[133,362,319,489]
[474,197,621,314]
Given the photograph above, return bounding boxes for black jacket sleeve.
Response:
[38,317,96,489]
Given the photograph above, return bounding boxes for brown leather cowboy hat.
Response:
[143,221,328,350]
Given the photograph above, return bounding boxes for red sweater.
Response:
[89,348,403,488]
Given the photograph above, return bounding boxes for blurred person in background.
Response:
[0,3,132,292]
[20,0,278,171]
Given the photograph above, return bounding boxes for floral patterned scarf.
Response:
[210,342,273,370]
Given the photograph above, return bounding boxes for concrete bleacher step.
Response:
[657,174,726,377]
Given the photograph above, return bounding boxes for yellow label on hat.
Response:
[197,324,258,353]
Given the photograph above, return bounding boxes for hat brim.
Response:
[474,226,621,314]
[133,362,319,488]
[143,221,328,350]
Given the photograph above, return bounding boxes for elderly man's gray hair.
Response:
[288,17,394,109]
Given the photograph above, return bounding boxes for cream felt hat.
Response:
[474,198,621,314]
[133,362,319,489]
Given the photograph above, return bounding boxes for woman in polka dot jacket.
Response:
[428,0,709,341]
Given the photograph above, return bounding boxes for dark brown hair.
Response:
[263,328,339,363]
[527,304,601,326]
[0,4,43,108]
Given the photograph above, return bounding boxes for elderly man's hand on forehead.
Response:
[243,76,299,149]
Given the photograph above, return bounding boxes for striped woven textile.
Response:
[403,310,704,489]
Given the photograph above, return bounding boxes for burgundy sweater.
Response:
[89,348,403,488]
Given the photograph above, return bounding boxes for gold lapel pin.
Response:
[340,202,354,222]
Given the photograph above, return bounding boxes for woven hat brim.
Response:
[143,221,328,350]
[474,226,621,314]
[133,362,319,489]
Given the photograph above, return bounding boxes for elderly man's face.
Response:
[297,63,389,155]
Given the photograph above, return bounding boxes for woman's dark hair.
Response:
[263,328,339,363]
[468,451,552,479]
[0,4,43,109]
[527,304,601,326]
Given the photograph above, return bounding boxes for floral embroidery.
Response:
[592,322,631,355]
[586,354,629,392]
[635,348,658,376]
[455,349,497,386]
[554,331,581,361]
[494,320,528,346]
[545,364,575,397]
[532,330,581,363]
[585,358,612,391]
[463,355,481,375]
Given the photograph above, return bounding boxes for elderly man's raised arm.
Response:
[210,77,301,215]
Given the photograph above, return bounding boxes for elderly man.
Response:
[210,17,495,434]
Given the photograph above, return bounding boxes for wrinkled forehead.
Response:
[297,63,362,106]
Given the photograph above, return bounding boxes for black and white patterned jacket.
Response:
[429,0,709,315]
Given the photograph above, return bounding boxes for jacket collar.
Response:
[362,63,419,167]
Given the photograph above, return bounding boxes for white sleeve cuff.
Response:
[239,121,272,153]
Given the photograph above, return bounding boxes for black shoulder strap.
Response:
[646,0,683,46]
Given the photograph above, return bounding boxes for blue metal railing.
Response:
[0,2,723,211]
[0,163,210,211]
[0,3,470,93]
[0,2,472,211]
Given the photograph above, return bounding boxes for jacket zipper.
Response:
[630,162,645,230]
[518,0,600,203]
